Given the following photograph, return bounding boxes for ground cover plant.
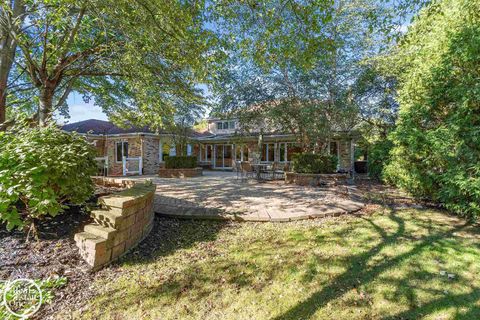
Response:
[62,206,480,320]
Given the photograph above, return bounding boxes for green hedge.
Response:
[291,153,337,174]
[165,156,197,169]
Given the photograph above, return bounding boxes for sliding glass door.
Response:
[214,144,233,168]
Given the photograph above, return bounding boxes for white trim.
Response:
[115,141,128,163]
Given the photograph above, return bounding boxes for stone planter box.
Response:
[158,167,203,178]
[285,172,348,186]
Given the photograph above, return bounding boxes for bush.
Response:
[368,139,393,180]
[383,0,480,220]
[0,124,97,232]
[164,156,197,169]
[291,153,337,174]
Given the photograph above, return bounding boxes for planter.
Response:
[158,167,203,178]
[285,172,348,186]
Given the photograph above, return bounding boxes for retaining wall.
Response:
[285,172,348,186]
[75,181,156,270]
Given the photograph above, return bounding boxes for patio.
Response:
[125,171,364,222]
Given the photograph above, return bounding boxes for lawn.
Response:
[72,207,480,320]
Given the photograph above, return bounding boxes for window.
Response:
[235,145,242,161]
[261,143,275,162]
[279,143,287,162]
[159,143,172,162]
[187,144,192,156]
[217,121,235,130]
[116,141,128,162]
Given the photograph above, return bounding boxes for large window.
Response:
[261,143,275,162]
[116,141,128,162]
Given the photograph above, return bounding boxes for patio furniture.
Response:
[251,163,269,181]
[271,162,285,180]
[240,161,255,181]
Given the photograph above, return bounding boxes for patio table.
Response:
[251,163,270,181]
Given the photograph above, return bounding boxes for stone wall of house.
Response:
[338,140,353,172]
[74,181,155,270]
[142,137,160,175]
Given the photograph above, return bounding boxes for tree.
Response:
[0,0,217,128]
[383,0,480,220]
[0,0,25,124]
[212,0,391,152]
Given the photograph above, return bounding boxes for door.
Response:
[214,144,233,168]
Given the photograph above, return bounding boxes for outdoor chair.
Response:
[234,161,242,179]
[271,162,285,180]
[240,161,255,181]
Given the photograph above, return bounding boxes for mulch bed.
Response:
[0,186,123,320]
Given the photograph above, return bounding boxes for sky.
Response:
[59,84,212,125]
[58,94,108,124]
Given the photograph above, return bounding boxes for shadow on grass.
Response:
[117,215,229,266]
[272,209,478,320]
[90,207,480,320]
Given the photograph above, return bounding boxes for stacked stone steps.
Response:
[74,181,156,270]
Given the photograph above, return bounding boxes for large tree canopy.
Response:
[383,0,480,219]
[0,0,219,128]
[211,0,396,151]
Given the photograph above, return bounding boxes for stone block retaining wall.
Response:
[158,167,203,178]
[75,182,156,270]
[285,172,348,187]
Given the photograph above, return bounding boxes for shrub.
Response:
[164,156,197,169]
[383,0,480,220]
[368,139,393,180]
[0,124,97,232]
[291,153,337,174]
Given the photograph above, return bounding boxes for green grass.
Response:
[75,208,480,320]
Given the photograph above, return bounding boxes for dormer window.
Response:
[216,121,236,130]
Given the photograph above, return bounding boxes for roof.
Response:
[62,119,156,135]
[62,119,216,138]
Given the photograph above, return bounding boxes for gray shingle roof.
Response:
[61,119,155,135]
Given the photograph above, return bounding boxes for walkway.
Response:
[124,171,364,222]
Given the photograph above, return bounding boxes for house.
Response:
[62,118,358,176]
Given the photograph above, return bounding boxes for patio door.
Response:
[214,144,233,168]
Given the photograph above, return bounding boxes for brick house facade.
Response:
[62,119,358,176]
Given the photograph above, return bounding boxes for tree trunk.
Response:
[38,88,54,126]
[0,0,26,127]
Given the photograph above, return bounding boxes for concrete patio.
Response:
[122,171,364,222]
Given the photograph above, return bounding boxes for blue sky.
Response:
[58,94,107,124]
[60,83,212,124]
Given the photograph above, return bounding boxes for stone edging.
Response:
[285,172,349,187]
[75,181,156,270]
[158,167,203,178]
